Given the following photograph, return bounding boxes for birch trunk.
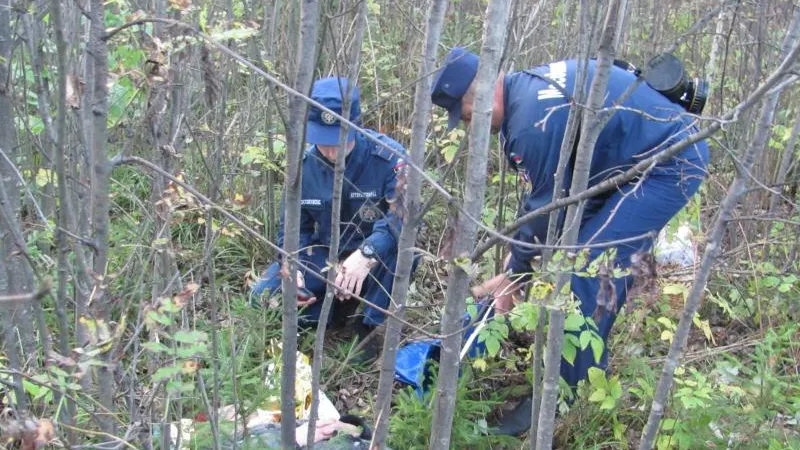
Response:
[371,1,449,448]
[428,1,512,449]
[536,2,621,449]
[707,1,733,103]
[281,1,321,447]
[638,9,800,450]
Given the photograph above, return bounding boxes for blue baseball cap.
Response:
[431,47,480,129]
[306,77,362,146]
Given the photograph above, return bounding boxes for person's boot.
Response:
[351,322,381,365]
[491,396,533,436]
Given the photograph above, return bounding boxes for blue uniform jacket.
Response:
[501,59,708,275]
[276,130,407,262]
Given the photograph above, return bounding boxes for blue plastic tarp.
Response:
[393,298,495,398]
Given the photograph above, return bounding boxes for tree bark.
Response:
[0,0,37,408]
[428,1,512,449]
[638,8,800,450]
[371,1,449,449]
[530,2,593,444]
[281,1,321,448]
[536,2,621,449]
[707,1,734,104]
[88,0,115,432]
[307,3,366,448]
[49,0,77,434]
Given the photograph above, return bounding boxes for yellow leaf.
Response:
[35,168,53,187]
[472,358,488,372]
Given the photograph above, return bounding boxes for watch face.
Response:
[362,244,376,257]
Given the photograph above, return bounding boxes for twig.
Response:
[0,146,49,227]
[0,281,51,303]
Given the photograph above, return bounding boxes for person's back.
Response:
[502,58,706,192]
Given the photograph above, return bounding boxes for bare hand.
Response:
[471,273,523,314]
[334,250,375,300]
[296,270,317,307]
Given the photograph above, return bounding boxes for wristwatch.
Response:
[359,242,378,260]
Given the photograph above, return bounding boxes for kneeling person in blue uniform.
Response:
[251,77,412,363]
[431,48,710,434]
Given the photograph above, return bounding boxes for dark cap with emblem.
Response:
[307,77,362,146]
[431,47,480,130]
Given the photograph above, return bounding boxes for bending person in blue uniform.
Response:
[251,77,414,363]
[431,48,709,434]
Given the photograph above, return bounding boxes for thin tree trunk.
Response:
[281,1,321,448]
[536,2,621,449]
[0,0,36,408]
[707,1,734,103]
[428,1,512,449]
[202,41,230,450]
[638,9,800,450]
[371,1,449,449]
[307,3,366,448]
[612,0,629,51]
[49,0,77,435]
[768,111,800,214]
[88,0,115,432]
[530,2,593,444]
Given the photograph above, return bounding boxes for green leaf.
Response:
[174,330,208,344]
[153,365,183,383]
[147,311,173,326]
[579,330,592,350]
[590,337,604,364]
[564,313,585,331]
[485,337,501,356]
[142,341,170,354]
[609,377,623,399]
[176,343,209,358]
[656,317,674,329]
[761,276,780,288]
[588,389,606,403]
[562,341,577,365]
[587,367,606,387]
[661,419,677,431]
[442,145,458,163]
[662,283,687,297]
[472,358,488,371]
[600,396,616,410]
[166,380,195,395]
[160,299,182,314]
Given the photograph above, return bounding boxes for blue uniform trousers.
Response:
[562,155,707,389]
[250,246,414,327]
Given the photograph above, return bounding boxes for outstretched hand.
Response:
[471,273,524,314]
[335,250,377,300]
